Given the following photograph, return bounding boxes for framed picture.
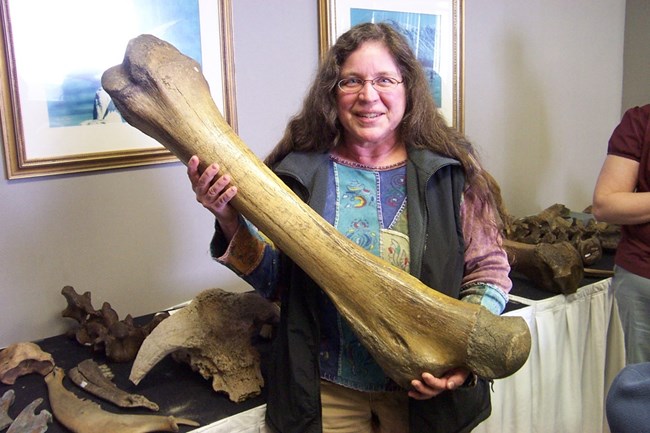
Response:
[0,0,236,179]
[318,0,464,131]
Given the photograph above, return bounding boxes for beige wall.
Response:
[465,0,625,217]
[622,0,650,111]
[0,0,629,347]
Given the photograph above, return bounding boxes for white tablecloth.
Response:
[191,405,270,433]
[475,278,624,433]
[194,278,624,433]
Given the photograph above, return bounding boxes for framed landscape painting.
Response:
[0,0,236,179]
[319,0,464,131]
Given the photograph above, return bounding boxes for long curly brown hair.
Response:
[264,22,506,228]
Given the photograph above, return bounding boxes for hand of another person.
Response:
[187,155,240,240]
[408,368,472,400]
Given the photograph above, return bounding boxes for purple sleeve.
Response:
[459,193,512,314]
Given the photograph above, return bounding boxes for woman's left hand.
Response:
[408,368,471,400]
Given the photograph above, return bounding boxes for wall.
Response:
[465,0,625,217]
[622,0,650,111]
[0,0,627,347]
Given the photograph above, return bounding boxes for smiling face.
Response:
[336,41,407,152]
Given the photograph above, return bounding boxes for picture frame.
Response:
[318,0,464,131]
[0,0,237,179]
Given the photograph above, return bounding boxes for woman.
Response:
[188,23,511,433]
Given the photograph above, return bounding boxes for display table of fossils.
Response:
[0,287,277,433]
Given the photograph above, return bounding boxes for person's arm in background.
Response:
[593,155,650,225]
[593,105,650,226]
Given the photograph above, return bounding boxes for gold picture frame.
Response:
[0,0,237,179]
[318,0,464,131]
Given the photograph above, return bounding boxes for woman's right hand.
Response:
[187,155,240,240]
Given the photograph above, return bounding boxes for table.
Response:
[0,319,270,433]
[1,279,624,433]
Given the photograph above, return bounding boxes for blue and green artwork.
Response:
[350,8,442,107]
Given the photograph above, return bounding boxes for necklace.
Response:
[330,154,407,171]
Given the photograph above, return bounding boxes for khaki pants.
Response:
[320,380,409,433]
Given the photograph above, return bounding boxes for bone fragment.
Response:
[0,342,54,385]
[503,239,584,294]
[69,359,159,411]
[574,237,602,266]
[44,367,199,433]
[130,289,280,403]
[6,398,51,433]
[61,286,97,323]
[102,34,531,384]
[61,286,169,363]
[583,268,615,278]
[0,390,15,430]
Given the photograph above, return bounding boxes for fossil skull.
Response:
[130,289,280,403]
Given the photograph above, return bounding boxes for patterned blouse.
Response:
[318,158,410,391]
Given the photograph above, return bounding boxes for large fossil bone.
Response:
[102,34,531,385]
[44,367,199,433]
[130,289,280,403]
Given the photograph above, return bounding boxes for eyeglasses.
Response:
[337,76,404,94]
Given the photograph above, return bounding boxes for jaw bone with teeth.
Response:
[45,367,199,433]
